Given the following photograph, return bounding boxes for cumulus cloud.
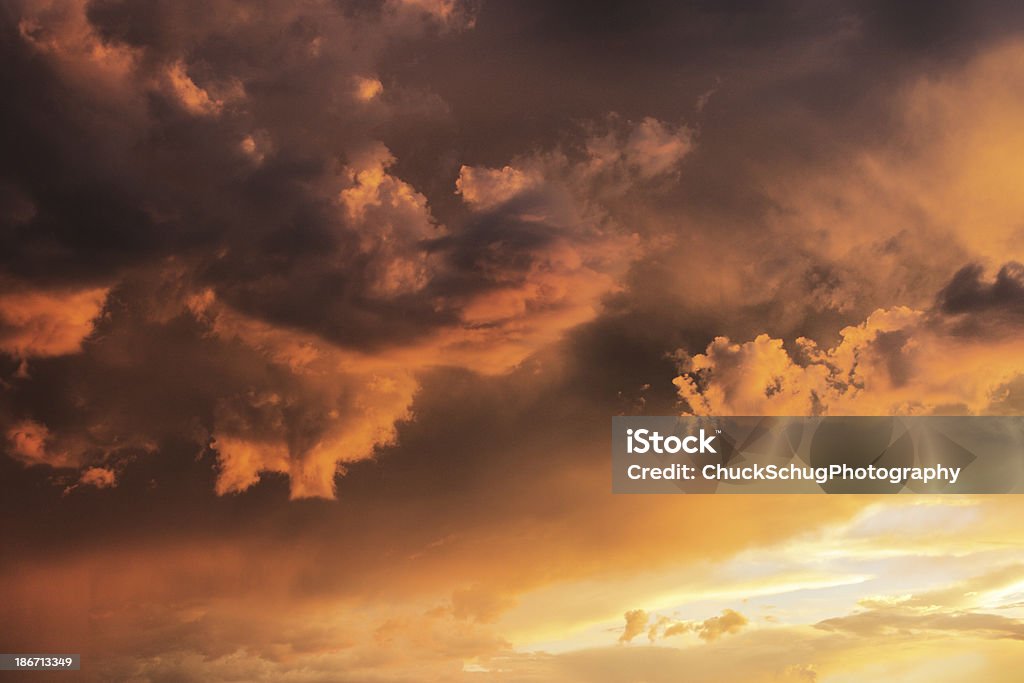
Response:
[1,0,690,498]
[184,116,685,496]
[674,266,1024,416]
[338,142,440,297]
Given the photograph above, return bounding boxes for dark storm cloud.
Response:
[4,0,1022,288]
[2,0,649,354]
[380,0,1024,165]
[3,0,1019,334]
[2,0,1023,499]
[2,0,427,297]
[938,262,1024,318]
[369,0,1024,373]
[1,0,693,500]
[1,0,449,498]
[0,26,159,283]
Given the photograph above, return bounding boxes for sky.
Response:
[2,0,1024,680]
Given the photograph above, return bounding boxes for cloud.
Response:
[619,609,648,643]
[78,466,116,489]
[353,75,384,102]
[189,291,421,499]
[456,165,541,210]
[641,609,749,643]
[4,3,1024,681]
[813,562,1024,643]
[816,608,1024,641]
[391,0,477,30]
[5,419,74,468]
[337,142,440,297]
[938,262,1024,317]
[674,267,1024,416]
[164,60,226,116]
[781,663,819,682]
[694,608,748,642]
[2,2,690,499]
[0,285,108,359]
[587,116,693,180]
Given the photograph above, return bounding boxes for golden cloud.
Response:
[674,302,1024,416]
[0,285,108,359]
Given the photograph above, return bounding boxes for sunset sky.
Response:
[3,1,1024,680]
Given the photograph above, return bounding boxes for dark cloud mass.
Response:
[1,0,687,498]
[3,0,1024,680]
[939,262,1024,317]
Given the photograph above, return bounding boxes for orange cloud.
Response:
[694,608,748,641]
[456,165,542,209]
[174,120,678,498]
[338,142,440,297]
[16,0,139,96]
[585,116,693,180]
[165,60,224,116]
[635,609,749,643]
[78,466,117,489]
[353,75,384,102]
[674,301,1024,416]
[619,609,649,643]
[0,285,108,359]
[391,0,475,29]
[5,419,74,468]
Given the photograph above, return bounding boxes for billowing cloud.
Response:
[2,0,688,498]
[674,265,1024,416]
[0,285,107,360]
